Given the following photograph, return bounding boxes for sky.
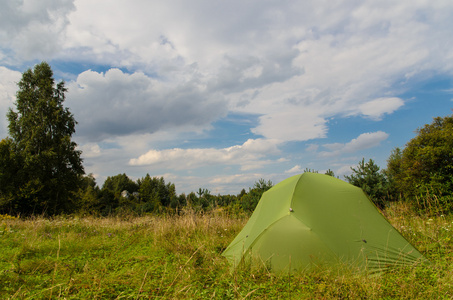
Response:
[1,0,452,195]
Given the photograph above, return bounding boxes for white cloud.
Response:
[67,68,227,141]
[78,143,101,158]
[319,131,389,158]
[0,67,22,138]
[285,165,302,174]
[129,138,280,171]
[252,110,328,142]
[306,144,319,152]
[210,173,265,185]
[335,165,354,178]
[0,0,75,60]
[208,172,284,195]
[2,1,453,193]
[358,97,405,120]
[6,1,452,145]
[343,131,389,152]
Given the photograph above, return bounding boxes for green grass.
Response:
[1,204,452,299]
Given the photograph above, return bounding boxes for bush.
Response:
[345,158,391,208]
[387,113,453,213]
[240,179,273,212]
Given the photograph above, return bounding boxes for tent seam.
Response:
[289,173,306,210]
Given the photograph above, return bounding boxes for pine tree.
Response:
[345,158,390,208]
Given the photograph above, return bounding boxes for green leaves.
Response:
[384,114,453,213]
[240,179,273,212]
[138,174,164,213]
[0,62,84,215]
[345,158,390,208]
[393,115,453,208]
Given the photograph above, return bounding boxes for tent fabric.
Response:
[222,173,427,273]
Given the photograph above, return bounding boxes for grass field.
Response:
[1,203,452,299]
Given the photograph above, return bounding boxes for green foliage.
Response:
[173,193,188,209]
[137,175,165,213]
[324,169,335,177]
[0,62,84,215]
[193,188,215,210]
[215,194,238,207]
[102,173,139,196]
[0,138,22,213]
[388,114,453,212]
[138,175,177,210]
[75,174,101,215]
[99,173,138,214]
[84,174,181,215]
[240,179,273,212]
[345,158,391,208]
[385,147,403,185]
[185,192,199,208]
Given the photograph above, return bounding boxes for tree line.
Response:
[73,173,274,216]
[1,62,452,216]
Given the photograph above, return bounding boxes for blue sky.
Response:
[0,0,452,194]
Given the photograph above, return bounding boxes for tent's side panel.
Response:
[292,173,427,271]
[222,174,301,267]
[250,215,336,272]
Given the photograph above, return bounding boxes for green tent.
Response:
[222,173,427,273]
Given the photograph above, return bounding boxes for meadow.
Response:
[1,203,452,299]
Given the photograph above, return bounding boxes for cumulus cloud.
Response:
[0,67,22,137]
[335,165,355,178]
[129,138,280,171]
[209,173,266,185]
[319,131,389,158]
[285,165,302,174]
[67,68,227,141]
[2,1,453,193]
[252,110,328,142]
[0,0,75,60]
[209,51,303,94]
[208,172,284,195]
[61,0,453,114]
[78,143,101,158]
[358,97,405,120]
[7,1,452,144]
